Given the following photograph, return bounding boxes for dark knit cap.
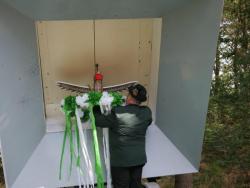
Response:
[128,84,147,103]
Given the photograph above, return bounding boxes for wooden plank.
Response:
[95,19,141,86]
[36,20,94,117]
[36,19,161,131]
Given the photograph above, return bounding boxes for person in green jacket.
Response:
[94,84,152,188]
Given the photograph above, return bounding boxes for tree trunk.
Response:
[174,174,193,188]
[213,40,221,96]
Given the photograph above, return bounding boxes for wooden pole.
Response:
[175,174,193,188]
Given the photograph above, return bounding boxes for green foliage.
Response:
[81,109,90,122]
[61,92,124,122]
[88,91,102,106]
[110,92,124,107]
[63,96,77,117]
[195,0,250,187]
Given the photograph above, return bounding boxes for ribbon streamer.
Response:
[89,104,105,188]
[103,128,112,188]
[59,111,72,180]
[75,108,95,187]
[59,92,123,187]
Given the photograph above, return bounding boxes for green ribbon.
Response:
[89,104,105,188]
[59,111,71,179]
[59,96,80,180]
[74,117,81,168]
[59,92,123,186]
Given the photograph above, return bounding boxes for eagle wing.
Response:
[103,81,138,92]
[57,81,91,93]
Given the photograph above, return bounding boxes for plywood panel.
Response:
[95,19,140,86]
[95,19,154,106]
[156,1,224,168]
[37,19,160,130]
[0,2,46,187]
[138,19,153,89]
[36,20,94,117]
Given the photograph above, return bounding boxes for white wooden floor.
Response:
[12,124,197,188]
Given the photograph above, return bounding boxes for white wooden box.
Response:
[0,0,223,187]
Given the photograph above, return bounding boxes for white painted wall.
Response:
[0,2,46,187]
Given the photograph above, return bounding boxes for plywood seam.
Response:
[35,21,47,118]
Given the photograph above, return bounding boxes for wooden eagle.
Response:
[57,64,138,93]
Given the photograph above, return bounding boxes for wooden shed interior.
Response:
[36,19,162,132]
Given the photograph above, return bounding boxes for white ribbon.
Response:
[100,92,113,115]
[75,108,95,187]
[76,94,89,110]
[73,131,85,188]
[74,91,115,187]
[103,128,112,188]
[100,92,113,188]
